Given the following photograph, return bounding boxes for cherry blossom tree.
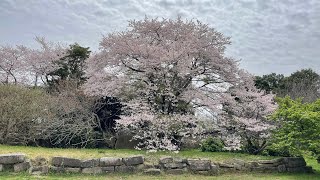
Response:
[221,70,277,154]
[28,37,66,86]
[0,45,30,84]
[0,37,66,86]
[84,17,242,150]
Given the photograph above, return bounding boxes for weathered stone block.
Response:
[31,156,48,166]
[135,164,146,171]
[143,162,155,169]
[277,164,286,173]
[244,163,252,169]
[123,156,144,166]
[0,153,25,164]
[252,166,278,172]
[221,159,246,170]
[82,167,103,174]
[218,162,234,168]
[246,161,259,168]
[187,159,211,171]
[258,158,283,165]
[50,166,65,173]
[101,166,115,172]
[30,166,41,172]
[65,167,81,173]
[284,157,306,168]
[51,157,81,168]
[210,164,218,174]
[143,168,161,175]
[81,159,100,168]
[159,156,173,164]
[173,158,187,163]
[100,157,123,166]
[232,159,246,166]
[115,165,136,172]
[0,164,3,172]
[29,165,49,175]
[163,162,187,169]
[258,163,279,168]
[14,161,31,172]
[234,163,244,170]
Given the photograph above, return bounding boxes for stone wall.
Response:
[50,156,145,174]
[0,154,31,173]
[0,153,314,175]
[216,157,313,173]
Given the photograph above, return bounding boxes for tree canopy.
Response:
[48,43,91,89]
[255,69,320,102]
[84,17,275,150]
[270,96,320,157]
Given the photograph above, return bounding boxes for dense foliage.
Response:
[200,137,225,152]
[0,84,123,148]
[220,71,277,154]
[269,96,320,157]
[255,69,320,102]
[48,43,91,89]
[255,73,285,94]
[0,85,51,145]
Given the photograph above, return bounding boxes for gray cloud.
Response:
[0,0,319,75]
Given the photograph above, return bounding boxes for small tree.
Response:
[48,43,90,89]
[0,45,30,85]
[28,37,66,86]
[222,71,277,154]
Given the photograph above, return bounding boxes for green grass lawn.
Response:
[0,145,319,179]
[0,172,319,180]
[0,144,276,163]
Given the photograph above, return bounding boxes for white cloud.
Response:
[0,0,319,75]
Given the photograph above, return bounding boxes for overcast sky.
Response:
[1,0,319,75]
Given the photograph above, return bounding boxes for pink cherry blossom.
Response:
[220,70,277,153]
[84,17,246,150]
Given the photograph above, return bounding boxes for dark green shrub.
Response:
[200,137,224,152]
[262,146,293,157]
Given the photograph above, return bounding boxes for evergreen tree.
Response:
[48,43,91,89]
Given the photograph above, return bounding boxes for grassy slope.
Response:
[0,145,276,163]
[0,145,319,179]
